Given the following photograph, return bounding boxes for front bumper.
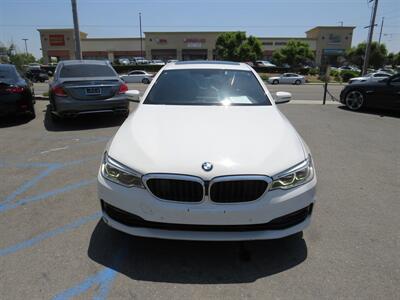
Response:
[97,172,317,241]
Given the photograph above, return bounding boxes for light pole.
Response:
[71,0,82,60]
[362,0,379,75]
[139,12,143,58]
[22,38,28,54]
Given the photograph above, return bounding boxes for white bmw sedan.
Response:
[98,61,317,241]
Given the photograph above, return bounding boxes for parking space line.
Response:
[52,267,117,300]
[0,179,96,213]
[1,158,97,205]
[0,212,101,257]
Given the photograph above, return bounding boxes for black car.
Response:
[340,73,400,111]
[0,64,35,118]
[26,68,49,83]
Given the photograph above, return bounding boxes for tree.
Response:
[9,53,36,70]
[272,40,315,67]
[215,32,262,62]
[386,52,400,67]
[346,42,387,69]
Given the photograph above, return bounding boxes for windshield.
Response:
[59,64,116,78]
[144,69,271,106]
[0,66,19,83]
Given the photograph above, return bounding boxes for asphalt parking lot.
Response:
[0,99,399,299]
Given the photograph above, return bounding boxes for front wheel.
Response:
[273,79,279,85]
[142,78,150,84]
[294,79,301,85]
[345,90,365,111]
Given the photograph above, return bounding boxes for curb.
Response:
[35,95,49,100]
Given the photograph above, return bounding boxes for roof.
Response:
[164,60,250,71]
[59,60,110,65]
[306,26,356,33]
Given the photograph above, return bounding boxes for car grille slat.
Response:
[146,178,203,202]
[210,180,268,203]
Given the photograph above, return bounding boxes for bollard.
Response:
[323,82,328,105]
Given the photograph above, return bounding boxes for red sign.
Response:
[49,34,65,46]
[184,38,206,43]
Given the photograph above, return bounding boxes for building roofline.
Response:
[144,31,227,34]
[306,26,356,33]
[82,37,143,41]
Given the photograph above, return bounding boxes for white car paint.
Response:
[98,61,316,241]
[255,60,276,67]
[268,73,306,85]
[348,72,391,84]
[120,70,153,83]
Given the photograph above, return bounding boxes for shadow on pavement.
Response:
[338,105,400,118]
[0,114,34,128]
[43,105,126,131]
[88,220,307,284]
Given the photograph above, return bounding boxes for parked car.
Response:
[120,70,153,84]
[255,60,277,67]
[25,68,49,83]
[339,65,360,73]
[98,61,317,241]
[167,59,179,63]
[340,73,400,111]
[118,58,130,66]
[130,57,149,65]
[150,60,165,66]
[268,73,305,85]
[0,64,35,118]
[27,63,41,70]
[48,60,130,121]
[348,72,391,84]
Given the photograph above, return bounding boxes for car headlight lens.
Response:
[271,155,314,190]
[101,152,144,188]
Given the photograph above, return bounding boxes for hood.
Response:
[108,105,306,180]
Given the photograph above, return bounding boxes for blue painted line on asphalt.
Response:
[53,268,117,300]
[1,157,98,205]
[0,179,96,213]
[0,212,101,257]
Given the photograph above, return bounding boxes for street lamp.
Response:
[22,38,29,54]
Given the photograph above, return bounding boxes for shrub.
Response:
[308,68,318,76]
[340,70,360,82]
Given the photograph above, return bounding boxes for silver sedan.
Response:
[120,70,153,84]
[268,73,306,85]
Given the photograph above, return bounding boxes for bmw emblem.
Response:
[202,162,213,172]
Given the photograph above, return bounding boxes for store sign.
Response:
[49,34,65,46]
[184,38,206,48]
[156,38,168,44]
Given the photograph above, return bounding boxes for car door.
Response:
[380,75,400,109]
[280,74,290,84]
[127,71,143,83]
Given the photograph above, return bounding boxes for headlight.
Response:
[101,152,144,188]
[271,155,314,190]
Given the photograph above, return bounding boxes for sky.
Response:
[0,0,399,59]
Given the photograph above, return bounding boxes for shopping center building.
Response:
[38,26,354,66]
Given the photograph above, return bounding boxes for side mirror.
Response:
[275,91,292,104]
[126,90,140,103]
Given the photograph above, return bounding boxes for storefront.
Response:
[38,26,354,66]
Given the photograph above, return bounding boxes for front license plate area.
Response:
[85,87,102,95]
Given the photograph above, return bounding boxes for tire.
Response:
[29,104,36,119]
[294,79,301,85]
[273,79,279,85]
[345,90,365,111]
[142,78,150,84]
